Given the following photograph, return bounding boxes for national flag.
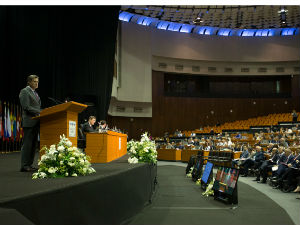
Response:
[19,106,23,140]
[10,104,14,141]
[16,106,20,141]
[3,102,8,140]
[0,100,3,140]
[6,102,11,138]
[12,104,17,141]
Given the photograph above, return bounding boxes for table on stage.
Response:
[85,131,127,163]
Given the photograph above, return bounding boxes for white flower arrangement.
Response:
[202,178,215,197]
[32,134,96,179]
[127,132,157,164]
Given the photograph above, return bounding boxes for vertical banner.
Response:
[69,121,76,137]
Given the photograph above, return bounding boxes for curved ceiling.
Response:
[121,5,300,29]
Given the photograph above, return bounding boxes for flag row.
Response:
[0,100,24,143]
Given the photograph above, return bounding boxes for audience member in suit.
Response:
[255,148,280,183]
[19,75,41,172]
[82,116,97,133]
[292,109,298,122]
[232,147,249,168]
[276,150,300,191]
[241,146,265,177]
[273,148,295,179]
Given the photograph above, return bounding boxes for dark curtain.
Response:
[0,6,119,122]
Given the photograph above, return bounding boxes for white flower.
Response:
[128,157,138,164]
[48,167,56,174]
[41,155,48,161]
[88,168,96,173]
[66,140,72,147]
[57,146,64,151]
[40,172,47,178]
[32,134,96,179]
[68,162,75,167]
[79,159,85,165]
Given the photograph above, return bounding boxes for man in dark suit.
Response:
[82,116,97,133]
[19,75,41,172]
[255,148,280,183]
[241,146,265,177]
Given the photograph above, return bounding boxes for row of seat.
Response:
[179,112,300,135]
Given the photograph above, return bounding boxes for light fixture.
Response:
[193,12,204,24]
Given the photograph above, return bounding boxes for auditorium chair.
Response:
[77,124,86,150]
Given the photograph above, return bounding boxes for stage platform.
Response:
[0,152,157,225]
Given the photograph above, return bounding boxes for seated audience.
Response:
[240,146,265,177]
[255,147,280,183]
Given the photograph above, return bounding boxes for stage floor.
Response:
[0,152,156,225]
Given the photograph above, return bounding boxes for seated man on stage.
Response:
[82,116,98,133]
[98,120,108,133]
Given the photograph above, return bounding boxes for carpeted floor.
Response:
[124,165,295,225]
[0,152,142,203]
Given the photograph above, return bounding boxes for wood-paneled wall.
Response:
[152,70,300,137]
[108,71,300,139]
[107,116,152,140]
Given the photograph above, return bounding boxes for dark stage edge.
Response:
[124,165,295,225]
[0,152,157,225]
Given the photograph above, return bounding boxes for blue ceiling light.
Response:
[157,21,170,30]
[217,28,232,36]
[239,29,256,37]
[142,17,156,26]
[137,16,146,25]
[167,22,182,32]
[119,11,134,22]
[281,28,296,36]
[180,24,195,33]
[255,29,275,37]
[136,16,154,26]
[118,11,299,37]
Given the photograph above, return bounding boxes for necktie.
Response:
[33,91,39,101]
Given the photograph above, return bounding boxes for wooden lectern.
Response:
[85,131,127,163]
[35,101,87,150]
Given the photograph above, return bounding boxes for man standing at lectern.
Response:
[19,75,41,172]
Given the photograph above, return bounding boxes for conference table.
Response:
[85,131,127,163]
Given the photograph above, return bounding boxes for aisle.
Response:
[124,165,295,225]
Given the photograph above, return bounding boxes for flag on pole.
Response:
[16,105,20,141]
[6,102,11,139]
[12,104,17,141]
[19,105,23,140]
[0,100,3,140]
[4,102,8,140]
[10,104,14,141]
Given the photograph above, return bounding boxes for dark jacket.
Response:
[254,151,265,162]
[19,86,41,127]
[82,122,97,133]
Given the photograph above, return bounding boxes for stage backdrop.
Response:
[0,6,119,122]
